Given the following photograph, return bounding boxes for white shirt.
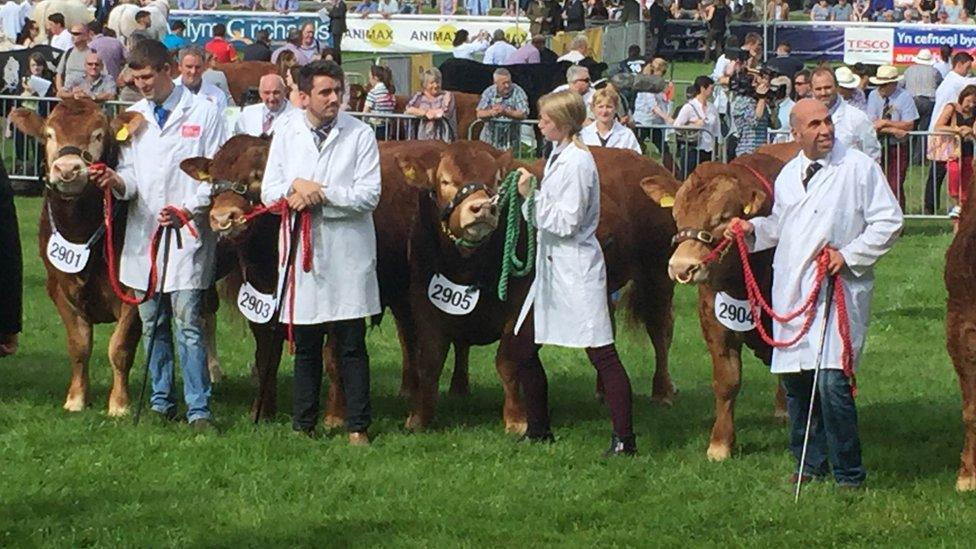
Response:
[552,83,595,117]
[828,97,882,162]
[114,87,227,292]
[776,98,795,142]
[261,111,382,324]
[749,144,903,374]
[933,60,950,78]
[930,70,976,131]
[482,41,517,65]
[50,28,72,51]
[557,50,586,64]
[453,38,489,60]
[202,69,237,107]
[711,54,732,114]
[633,91,671,127]
[515,142,614,348]
[673,97,721,152]
[865,87,919,124]
[234,102,295,136]
[377,0,399,14]
[0,1,22,40]
[174,77,230,113]
[580,120,642,154]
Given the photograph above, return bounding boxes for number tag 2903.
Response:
[237,282,277,324]
[714,292,756,332]
[46,232,91,274]
[427,274,480,316]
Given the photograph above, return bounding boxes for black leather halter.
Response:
[54,146,95,164]
[210,179,251,199]
[671,228,719,247]
[440,182,492,221]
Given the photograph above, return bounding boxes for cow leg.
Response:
[250,323,284,422]
[406,329,450,432]
[699,288,742,461]
[646,300,676,407]
[106,305,140,416]
[391,301,419,398]
[495,335,527,434]
[323,329,346,429]
[774,380,789,421]
[201,311,223,384]
[51,290,93,412]
[448,343,471,396]
[959,371,976,491]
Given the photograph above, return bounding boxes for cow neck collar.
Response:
[45,189,111,246]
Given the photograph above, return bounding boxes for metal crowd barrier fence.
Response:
[467,118,541,158]
[634,124,721,181]
[346,112,423,142]
[766,128,963,219]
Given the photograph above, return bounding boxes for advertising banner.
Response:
[172,10,333,46]
[843,26,894,65]
[842,24,976,65]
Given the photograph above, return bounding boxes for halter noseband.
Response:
[672,228,719,247]
[54,146,95,164]
[440,182,493,221]
[210,179,251,199]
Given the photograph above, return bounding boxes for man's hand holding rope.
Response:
[726,217,846,275]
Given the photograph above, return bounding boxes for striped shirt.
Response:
[365,83,396,114]
[902,64,942,99]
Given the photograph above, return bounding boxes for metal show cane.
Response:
[794,274,837,502]
[133,226,175,426]
[252,210,302,425]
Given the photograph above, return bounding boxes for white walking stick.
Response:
[794,275,837,503]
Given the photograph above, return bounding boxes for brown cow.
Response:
[641,152,791,461]
[215,61,277,106]
[395,143,679,433]
[9,99,145,415]
[945,189,976,492]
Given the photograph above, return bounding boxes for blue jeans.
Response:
[781,369,865,486]
[137,289,212,422]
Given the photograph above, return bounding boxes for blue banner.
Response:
[659,20,845,62]
[171,10,332,48]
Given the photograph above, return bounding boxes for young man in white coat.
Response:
[94,39,226,430]
[260,60,382,445]
[810,68,882,163]
[727,98,903,489]
[234,74,294,137]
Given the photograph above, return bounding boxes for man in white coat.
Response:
[810,68,882,163]
[94,39,226,430]
[234,74,294,137]
[174,46,229,113]
[727,98,903,489]
[261,60,381,445]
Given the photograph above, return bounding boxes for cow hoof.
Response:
[706,443,732,462]
[404,414,427,432]
[323,415,344,430]
[650,394,675,407]
[63,395,86,412]
[956,475,976,492]
[505,421,528,435]
[208,362,223,384]
[107,403,129,417]
[774,408,789,422]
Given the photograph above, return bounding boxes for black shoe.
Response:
[189,418,216,433]
[518,431,555,444]
[603,434,637,457]
[151,407,178,423]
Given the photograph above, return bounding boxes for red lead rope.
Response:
[99,166,198,306]
[241,199,314,354]
[702,225,857,395]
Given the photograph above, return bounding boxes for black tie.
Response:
[803,162,822,189]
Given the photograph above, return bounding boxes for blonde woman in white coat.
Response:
[513,90,636,456]
[580,86,642,154]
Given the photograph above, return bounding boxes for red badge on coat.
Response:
[181,125,201,138]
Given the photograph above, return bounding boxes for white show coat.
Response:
[829,98,882,162]
[115,87,226,292]
[234,102,295,136]
[174,77,229,113]
[749,143,903,374]
[261,110,382,325]
[516,141,614,348]
[580,120,642,154]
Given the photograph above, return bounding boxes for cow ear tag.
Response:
[403,166,417,183]
[743,204,753,215]
[115,126,129,142]
[659,195,674,208]
[197,171,212,182]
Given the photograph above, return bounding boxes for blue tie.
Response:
[154,105,169,128]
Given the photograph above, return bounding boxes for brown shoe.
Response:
[348,431,370,446]
[0,333,18,357]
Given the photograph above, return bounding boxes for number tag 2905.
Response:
[237,282,277,324]
[427,274,480,316]
[46,232,91,274]
[714,292,756,332]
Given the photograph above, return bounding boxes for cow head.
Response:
[395,141,516,251]
[9,99,143,198]
[180,134,271,240]
[642,162,767,284]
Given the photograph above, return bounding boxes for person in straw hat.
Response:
[867,64,919,210]
[903,48,942,159]
[834,66,866,113]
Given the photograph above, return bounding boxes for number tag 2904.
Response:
[237,282,277,324]
[427,274,480,316]
[46,232,91,274]
[714,292,756,332]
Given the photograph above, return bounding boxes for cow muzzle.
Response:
[668,242,711,284]
[458,196,499,243]
[210,206,246,237]
[48,147,97,196]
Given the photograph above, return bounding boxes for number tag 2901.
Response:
[46,232,91,274]
[237,282,277,324]
[427,274,480,316]
[714,292,756,332]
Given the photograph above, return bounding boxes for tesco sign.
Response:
[844,28,894,65]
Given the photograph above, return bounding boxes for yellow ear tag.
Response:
[197,171,211,182]
[743,204,753,215]
[659,195,675,208]
[115,126,129,142]
[403,166,417,182]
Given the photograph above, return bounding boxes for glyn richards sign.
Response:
[172,10,333,46]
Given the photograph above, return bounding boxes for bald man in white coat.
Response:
[261,60,381,444]
[728,98,903,489]
[234,74,295,136]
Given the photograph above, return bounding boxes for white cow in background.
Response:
[32,0,93,44]
[108,0,169,47]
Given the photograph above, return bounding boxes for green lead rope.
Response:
[496,170,537,302]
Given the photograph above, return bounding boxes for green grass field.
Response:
[1,192,973,546]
